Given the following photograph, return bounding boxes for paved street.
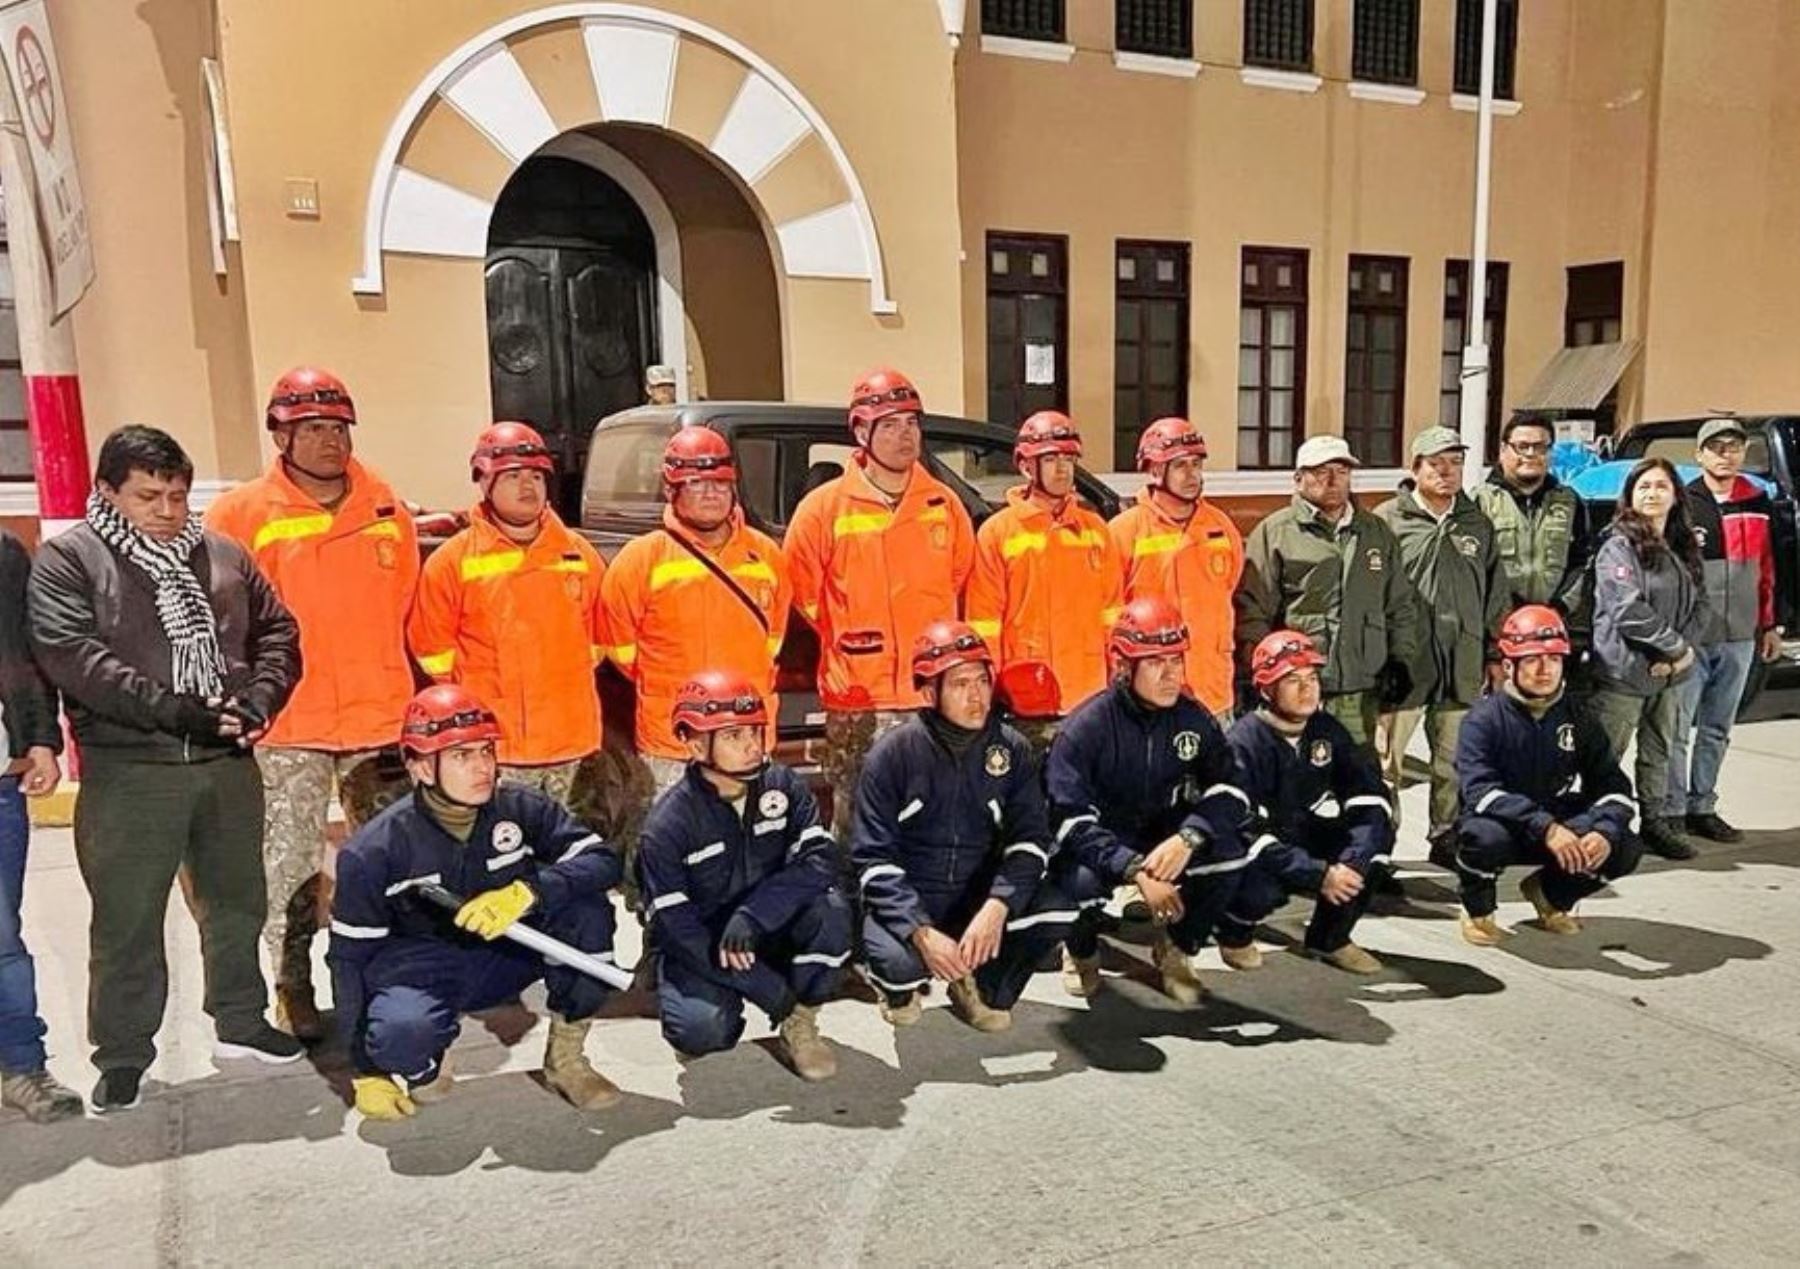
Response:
[4,721,1800,1266]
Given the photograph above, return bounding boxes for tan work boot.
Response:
[1521,872,1582,934]
[776,1004,837,1082]
[878,991,923,1027]
[1151,935,1206,1005]
[1062,947,1101,998]
[947,976,1012,1033]
[1219,942,1264,971]
[408,1052,455,1105]
[1314,943,1384,975]
[542,1014,622,1111]
[273,983,324,1043]
[1460,912,1508,947]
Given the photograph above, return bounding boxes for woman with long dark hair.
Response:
[1590,457,1711,860]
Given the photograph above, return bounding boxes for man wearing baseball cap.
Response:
[1235,434,1422,752]
[644,365,679,407]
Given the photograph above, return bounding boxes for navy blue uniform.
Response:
[637,761,851,1056]
[1046,682,1248,957]
[328,786,621,1084]
[1453,691,1642,917]
[852,713,1075,1009]
[1218,710,1395,952]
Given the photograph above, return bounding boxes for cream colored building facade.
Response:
[4,0,1799,521]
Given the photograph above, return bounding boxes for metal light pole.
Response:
[1459,0,1500,486]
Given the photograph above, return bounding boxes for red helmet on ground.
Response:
[1015,411,1084,463]
[471,421,555,486]
[672,670,769,736]
[1497,605,1571,659]
[848,368,923,438]
[1108,596,1191,663]
[661,425,738,487]
[911,619,993,688]
[1136,417,1207,472]
[1250,629,1329,692]
[266,366,356,429]
[400,684,502,756]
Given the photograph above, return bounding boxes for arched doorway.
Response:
[486,154,656,516]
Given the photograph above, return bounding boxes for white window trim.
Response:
[980,34,1077,63]
[1100,469,1412,498]
[1114,50,1202,79]
[1450,93,1522,116]
[1347,81,1426,106]
[1240,66,1323,94]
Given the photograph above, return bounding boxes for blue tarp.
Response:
[1569,460,1776,503]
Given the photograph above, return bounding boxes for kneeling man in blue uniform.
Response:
[637,671,850,1081]
[853,622,1078,1032]
[329,685,623,1120]
[1454,606,1643,946]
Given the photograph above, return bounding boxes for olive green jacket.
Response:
[1472,470,1591,637]
[1375,489,1506,708]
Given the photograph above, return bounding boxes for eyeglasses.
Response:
[1703,439,1747,455]
[405,708,498,737]
[1506,441,1550,456]
[681,695,763,717]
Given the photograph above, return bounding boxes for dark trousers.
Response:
[1062,857,1241,959]
[1454,814,1644,918]
[658,890,853,1056]
[73,753,270,1072]
[863,876,1083,1011]
[363,892,618,1085]
[0,776,49,1074]
[1215,830,1387,953]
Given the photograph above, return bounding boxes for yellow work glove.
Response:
[353,1075,417,1121]
[454,880,537,941]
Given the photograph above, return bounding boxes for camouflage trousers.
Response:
[499,760,582,806]
[821,709,910,843]
[256,745,410,988]
[561,746,657,910]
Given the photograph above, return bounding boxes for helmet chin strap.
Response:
[280,451,344,486]
[699,734,767,783]
[423,755,490,808]
[1263,692,1312,726]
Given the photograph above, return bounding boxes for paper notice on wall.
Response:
[1025,342,1056,387]
[0,0,93,316]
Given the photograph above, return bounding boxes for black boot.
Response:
[1685,812,1743,843]
[1643,817,1697,860]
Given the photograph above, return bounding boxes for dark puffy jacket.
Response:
[27,522,301,762]
[0,529,60,760]
[1226,709,1394,875]
[1591,530,1709,697]
[1455,690,1636,845]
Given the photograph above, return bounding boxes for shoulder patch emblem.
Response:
[984,744,1012,778]
[1309,739,1333,767]
[492,820,523,853]
[1173,730,1201,762]
[759,789,789,820]
[1455,534,1480,557]
[1556,723,1576,753]
[1366,548,1384,573]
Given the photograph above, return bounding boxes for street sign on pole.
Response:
[0,0,91,317]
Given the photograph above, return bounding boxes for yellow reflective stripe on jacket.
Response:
[460,549,525,581]
[252,513,333,552]
[361,521,402,541]
[547,558,590,574]
[969,617,1002,639]
[1067,528,1108,550]
[1100,605,1123,626]
[1132,532,1184,558]
[611,643,638,666]
[648,558,708,591]
[765,635,783,656]
[1001,531,1047,561]
[833,512,892,537]
[918,506,949,524]
[417,649,456,675]
[732,561,778,584]
[589,643,606,665]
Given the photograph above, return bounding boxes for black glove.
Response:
[719,910,760,958]
[1374,659,1413,708]
[155,693,224,739]
[221,696,268,732]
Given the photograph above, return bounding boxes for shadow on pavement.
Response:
[1494,915,1773,980]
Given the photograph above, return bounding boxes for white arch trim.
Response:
[351,3,895,315]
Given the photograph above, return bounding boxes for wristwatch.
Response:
[1177,826,1207,853]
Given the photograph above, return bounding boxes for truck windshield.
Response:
[1639,431,1772,475]
[584,421,675,510]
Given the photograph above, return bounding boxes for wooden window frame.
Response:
[1244,0,1315,72]
[986,231,1071,426]
[1343,253,1410,468]
[1114,239,1192,464]
[1237,245,1310,470]
[1453,0,1519,99]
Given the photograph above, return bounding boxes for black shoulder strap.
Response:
[663,526,772,636]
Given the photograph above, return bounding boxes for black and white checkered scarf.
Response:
[85,490,226,696]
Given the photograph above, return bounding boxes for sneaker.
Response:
[1642,818,1697,861]
[878,991,923,1028]
[1061,947,1101,998]
[1219,942,1264,971]
[214,1021,306,1064]
[90,1067,143,1115]
[1460,912,1508,947]
[1151,934,1206,1006]
[776,1004,838,1081]
[1685,812,1743,844]
[1521,871,1582,935]
[1313,943,1384,975]
[946,976,1012,1033]
[2,1070,84,1123]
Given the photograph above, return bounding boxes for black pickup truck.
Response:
[576,402,1122,766]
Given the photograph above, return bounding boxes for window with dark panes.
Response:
[982,0,1065,42]
[1344,255,1409,468]
[987,233,1068,427]
[1454,0,1518,99]
[1237,246,1309,470]
[1244,0,1314,71]
[1352,0,1418,85]
[0,212,27,483]
[1565,261,1624,347]
[1117,0,1193,58]
[1114,241,1190,466]
[1440,260,1509,459]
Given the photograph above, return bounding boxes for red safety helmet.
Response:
[997,661,1063,720]
[911,619,993,688]
[1109,596,1191,663]
[1014,411,1084,463]
[266,366,356,429]
[662,425,738,487]
[848,367,923,439]
[471,421,555,486]
[672,670,770,736]
[1497,605,1571,659]
[1136,417,1208,472]
[400,684,502,757]
[1250,629,1329,692]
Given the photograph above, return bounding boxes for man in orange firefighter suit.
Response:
[785,368,976,838]
[601,425,791,799]
[408,422,608,806]
[965,411,1122,747]
[1110,417,1245,719]
[205,366,419,1041]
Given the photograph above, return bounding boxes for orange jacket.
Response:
[786,457,975,712]
[1110,490,1244,713]
[407,507,607,767]
[600,508,792,759]
[205,457,417,749]
[967,486,1123,713]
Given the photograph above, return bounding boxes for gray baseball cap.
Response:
[1410,426,1469,460]
[1697,417,1747,448]
[644,364,678,388]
